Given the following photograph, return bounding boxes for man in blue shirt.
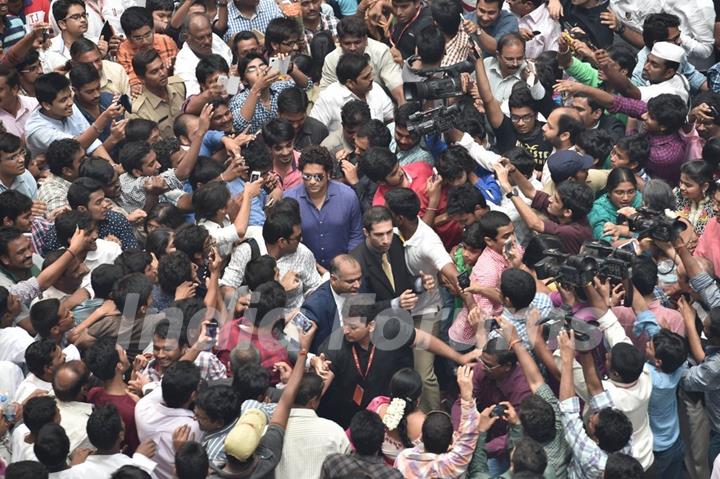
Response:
[0,133,37,201]
[224,0,282,43]
[463,0,519,57]
[284,145,363,270]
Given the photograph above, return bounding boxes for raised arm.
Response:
[270,349,307,428]
[577,350,604,397]
[554,80,615,110]
[474,57,505,129]
[498,316,544,392]
[175,104,213,180]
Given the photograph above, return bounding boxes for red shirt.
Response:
[87,387,140,455]
[24,0,50,26]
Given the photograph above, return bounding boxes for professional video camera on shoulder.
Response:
[616,207,687,242]
[402,58,475,137]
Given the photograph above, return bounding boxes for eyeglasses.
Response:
[302,173,325,183]
[479,356,500,371]
[280,39,303,48]
[63,12,88,21]
[130,30,153,42]
[510,113,535,123]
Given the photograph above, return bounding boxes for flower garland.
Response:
[382,398,407,431]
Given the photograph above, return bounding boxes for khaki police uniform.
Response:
[128,76,186,139]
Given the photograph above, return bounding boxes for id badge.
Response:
[353,384,364,406]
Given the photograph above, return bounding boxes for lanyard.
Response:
[389,6,422,49]
[351,344,376,380]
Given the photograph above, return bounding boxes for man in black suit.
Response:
[301,254,364,353]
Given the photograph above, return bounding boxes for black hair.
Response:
[605,167,638,197]
[642,12,681,48]
[112,272,153,312]
[607,44,638,74]
[337,15,368,39]
[556,181,594,221]
[91,264,124,300]
[162,360,201,408]
[595,408,633,452]
[497,32,525,55]
[478,210,511,241]
[79,156,115,185]
[703,137,720,170]
[647,94,688,133]
[5,461,49,479]
[336,52,370,85]
[0,189,32,222]
[115,249,153,276]
[694,91,720,127]
[23,395,57,434]
[577,129,613,164]
[652,329,688,374]
[87,404,124,450]
[237,52,266,81]
[132,48,161,79]
[357,119,392,147]
[615,134,650,170]
[29,299,61,339]
[190,156,224,191]
[67,177,103,209]
[262,210,298,245]
[512,437,547,475]
[232,362,270,401]
[0,225,22,257]
[53,0,85,25]
[604,452,644,479]
[447,184,487,216]
[158,251,193,295]
[147,0,174,12]
[264,17,301,53]
[242,138,273,172]
[341,100,372,129]
[681,160,716,196]
[463,222,485,249]
[47,139,83,179]
[519,394,556,444]
[85,337,122,381]
[174,223,209,259]
[70,37,100,59]
[484,337,517,367]
[111,465,152,479]
[277,86,309,115]
[245,255,277,290]
[610,342,645,383]
[119,141,153,175]
[349,410,385,455]
[385,187,420,220]
[195,54,229,85]
[262,118,296,147]
[430,0,461,36]
[36,72,71,105]
[389,368,422,448]
[55,210,94,247]
[438,144,474,181]
[508,85,537,111]
[196,384,241,425]
[53,360,89,402]
[146,227,174,260]
[69,61,100,89]
[631,256,657,296]
[299,144,334,172]
[192,181,230,221]
[152,318,188,353]
[15,49,40,74]
[176,442,209,479]
[125,119,158,143]
[416,25,445,64]
[504,146,535,178]
[294,372,324,406]
[557,114,585,145]
[34,423,69,468]
[121,6,154,35]
[146,202,186,231]
[247,281,287,328]
[362,205,393,232]
[309,31,335,83]
[394,101,421,131]
[422,411,454,454]
[500,268,536,310]
[25,338,58,378]
[359,147,397,183]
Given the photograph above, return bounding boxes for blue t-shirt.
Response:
[227,177,268,226]
[649,363,685,451]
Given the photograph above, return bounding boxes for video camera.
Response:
[406,104,461,137]
[403,59,475,103]
[617,207,687,242]
[537,304,590,342]
[534,241,635,288]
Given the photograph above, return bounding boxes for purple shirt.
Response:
[609,95,687,184]
[284,180,364,269]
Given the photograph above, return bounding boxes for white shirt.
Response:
[310,81,394,133]
[134,387,202,479]
[319,38,403,92]
[10,423,35,463]
[80,239,122,297]
[43,34,73,73]
[275,408,350,479]
[638,74,690,103]
[14,373,52,403]
[70,451,157,478]
[198,217,240,258]
[175,35,233,97]
[57,400,93,453]
[0,360,23,401]
[515,4,560,60]
[0,326,34,364]
[484,57,546,104]
[48,0,103,43]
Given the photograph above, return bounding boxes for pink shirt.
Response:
[274,150,302,191]
[612,300,685,353]
[695,217,720,276]
[0,95,38,138]
[471,247,509,317]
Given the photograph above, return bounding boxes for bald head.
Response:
[543,107,585,149]
[184,13,214,57]
[330,254,360,275]
[52,360,89,402]
[330,254,362,294]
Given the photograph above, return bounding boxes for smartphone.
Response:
[268,56,289,75]
[250,170,261,183]
[118,94,132,113]
[503,239,514,257]
[710,105,720,118]
[432,167,438,181]
[206,319,218,339]
[457,271,470,289]
[293,311,313,332]
[100,20,114,43]
[485,318,499,330]
[224,76,240,96]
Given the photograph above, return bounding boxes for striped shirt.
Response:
[202,418,237,468]
[1,16,26,49]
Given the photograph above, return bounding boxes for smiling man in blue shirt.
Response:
[284,145,363,270]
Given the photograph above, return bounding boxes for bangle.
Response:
[220,173,226,181]
[91,123,101,134]
[426,207,438,211]
[65,248,77,260]
[508,339,521,350]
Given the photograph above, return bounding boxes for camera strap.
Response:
[390,7,423,49]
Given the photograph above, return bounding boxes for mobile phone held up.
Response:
[293,311,313,332]
[118,94,132,114]
[101,20,114,43]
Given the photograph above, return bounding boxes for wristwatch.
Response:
[505,189,518,199]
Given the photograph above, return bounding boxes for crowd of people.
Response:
[0,0,719,476]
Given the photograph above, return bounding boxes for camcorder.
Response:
[534,241,635,288]
[617,207,687,242]
[538,305,590,342]
[403,59,475,136]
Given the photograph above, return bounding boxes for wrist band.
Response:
[508,339,521,350]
